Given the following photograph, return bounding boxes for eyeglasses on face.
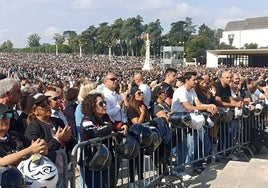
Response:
[136,91,143,96]
[0,112,13,120]
[97,101,107,107]
[50,97,59,101]
[109,78,117,81]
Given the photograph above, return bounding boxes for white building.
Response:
[220,16,268,49]
[206,17,268,67]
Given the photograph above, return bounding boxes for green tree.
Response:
[0,40,13,52]
[62,30,77,52]
[63,30,77,41]
[146,19,163,57]
[217,42,236,49]
[168,17,196,46]
[111,18,124,56]
[95,22,112,54]
[244,43,258,49]
[215,29,223,45]
[186,35,214,64]
[53,33,65,44]
[198,23,218,45]
[80,25,97,54]
[27,33,41,47]
[121,15,144,56]
[184,17,197,41]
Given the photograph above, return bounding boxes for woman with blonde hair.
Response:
[75,82,95,135]
[77,82,95,102]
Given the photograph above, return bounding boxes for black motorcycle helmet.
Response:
[0,166,24,188]
[129,123,153,148]
[144,127,162,156]
[221,108,234,123]
[168,112,191,128]
[210,108,225,123]
[86,143,112,171]
[242,106,251,118]
[116,135,140,159]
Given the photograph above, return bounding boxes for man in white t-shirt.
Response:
[171,71,217,179]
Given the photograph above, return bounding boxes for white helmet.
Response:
[254,103,263,116]
[234,107,243,119]
[189,111,205,130]
[17,154,58,188]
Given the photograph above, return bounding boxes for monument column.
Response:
[142,33,153,70]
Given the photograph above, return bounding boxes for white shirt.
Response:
[254,88,265,99]
[139,83,151,109]
[102,86,127,123]
[51,109,68,125]
[171,85,198,113]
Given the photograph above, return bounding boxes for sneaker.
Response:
[177,172,192,181]
[228,154,239,161]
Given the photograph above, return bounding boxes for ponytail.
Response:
[26,112,36,126]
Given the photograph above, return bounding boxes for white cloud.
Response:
[223,6,244,19]
[0,29,8,41]
[158,2,205,23]
[213,6,253,29]
[72,0,94,10]
[214,18,230,29]
[44,26,60,38]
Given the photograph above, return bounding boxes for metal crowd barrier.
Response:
[56,148,69,188]
[68,111,268,188]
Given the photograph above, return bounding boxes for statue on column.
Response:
[142,33,153,71]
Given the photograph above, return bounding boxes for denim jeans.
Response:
[172,130,188,173]
[190,127,212,168]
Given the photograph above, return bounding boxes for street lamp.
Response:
[79,41,82,58]
[178,41,185,65]
[55,43,58,56]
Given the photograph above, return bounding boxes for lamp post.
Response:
[55,43,58,56]
[178,41,185,65]
[79,41,82,58]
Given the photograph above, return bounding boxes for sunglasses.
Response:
[50,97,59,101]
[97,101,107,107]
[136,91,143,96]
[109,78,117,81]
[0,112,13,120]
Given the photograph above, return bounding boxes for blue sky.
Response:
[1,0,268,48]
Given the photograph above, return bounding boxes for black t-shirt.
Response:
[196,91,216,105]
[0,131,30,158]
[126,106,150,126]
[214,82,231,103]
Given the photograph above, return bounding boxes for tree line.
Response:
[0,15,258,63]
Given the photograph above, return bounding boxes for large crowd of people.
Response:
[1,52,268,187]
